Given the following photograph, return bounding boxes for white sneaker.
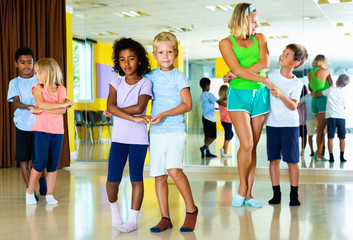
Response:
[220,148,232,157]
[46,195,58,205]
[26,190,37,205]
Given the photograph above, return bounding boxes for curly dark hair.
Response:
[112,38,150,76]
[15,47,34,62]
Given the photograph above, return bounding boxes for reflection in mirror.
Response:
[65,0,353,170]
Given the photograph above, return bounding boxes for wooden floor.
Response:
[1,166,353,240]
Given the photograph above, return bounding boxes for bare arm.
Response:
[247,33,270,73]
[106,85,149,123]
[219,37,274,89]
[150,87,192,125]
[32,88,71,110]
[270,86,298,111]
[12,96,35,110]
[121,94,151,114]
[216,100,227,106]
[308,72,313,92]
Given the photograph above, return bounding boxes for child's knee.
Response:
[167,168,183,180]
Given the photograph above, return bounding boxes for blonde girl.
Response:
[219,3,275,208]
[308,54,333,160]
[26,58,72,205]
[218,85,233,157]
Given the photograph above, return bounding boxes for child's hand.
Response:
[133,116,149,123]
[29,107,43,114]
[264,78,276,90]
[270,85,283,98]
[150,113,165,125]
[103,109,113,118]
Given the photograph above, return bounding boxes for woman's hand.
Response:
[62,99,73,109]
[29,106,43,114]
[150,113,166,125]
[264,78,276,90]
[103,109,113,118]
[223,71,238,83]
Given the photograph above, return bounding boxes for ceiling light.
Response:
[340,0,352,2]
[328,0,340,3]
[344,33,351,35]
[206,5,232,12]
[201,40,219,43]
[336,23,344,26]
[75,14,85,19]
[113,11,149,18]
[260,22,271,26]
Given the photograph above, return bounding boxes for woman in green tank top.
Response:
[308,54,333,160]
[219,3,275,208]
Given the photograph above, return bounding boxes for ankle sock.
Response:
[118,209,139,233]
[180,207,198,232]
[232,193,245,207]
[329,153,334,162]
[39,177,47,195]
[150,217,172,232]
[340,152,347,162]
[26,190,37,205]
[46,195,58,205]
[268,185,281,204]
[289,186,301,206]
[110,200,123,226]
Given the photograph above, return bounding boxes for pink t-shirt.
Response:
[219,100,231,123]
[32,84,67,134]
[110,77,153,145]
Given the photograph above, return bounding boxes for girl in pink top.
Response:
[218,85,234,157]
[26,58,73,205]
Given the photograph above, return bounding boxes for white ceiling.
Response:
[67,0,353,69]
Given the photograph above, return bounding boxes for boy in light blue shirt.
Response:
[7,47,46,198]
[145,32,198,233]
[199,77,226,158]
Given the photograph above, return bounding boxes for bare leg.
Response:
[46,171,57,195]
[308,135,314,155]
[106,181,120,203]
[246,115,266,200]
[131,181,144,210]
[155,175,170,218]
[27,168,42,194]
[328,138,333,154]
[167,168,196,212]
[20,161,31,186]
[339,138,345,152]
[269,160,281,186]
[223,140,230,154]
[205,137,216,150]
[228,111,252,197]
[288,163,299,187]
[315,113,326,159]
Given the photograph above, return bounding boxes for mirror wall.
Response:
[66,0,353,170]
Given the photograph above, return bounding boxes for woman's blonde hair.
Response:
[153,32,178,52]
[218,85,228,101]
[311,54,326,68]
[228,3,255,39]
[34,58,63,89]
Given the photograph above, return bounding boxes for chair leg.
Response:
[98,126,103,143]
[89,127,94,144]
[74,125,78,141]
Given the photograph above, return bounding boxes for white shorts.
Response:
[149,131,186,177]
[306,119,318,136]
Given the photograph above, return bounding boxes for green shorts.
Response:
[227,87,270,117]
[311,96,327,114]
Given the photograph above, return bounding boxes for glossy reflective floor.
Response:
[1,167,353,240]
[73,132,353,170]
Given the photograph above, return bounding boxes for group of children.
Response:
[8,7,350,235]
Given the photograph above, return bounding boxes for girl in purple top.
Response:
[105,38,152,233]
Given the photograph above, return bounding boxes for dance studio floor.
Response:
[1,165,353,240]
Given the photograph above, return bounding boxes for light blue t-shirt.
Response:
[301,94,315,120]
[200,91,218,122]
[144,68,190,134]
[7,76,37,131]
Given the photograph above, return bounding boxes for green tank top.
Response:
[229,35,266,90]
[309,67,330,93]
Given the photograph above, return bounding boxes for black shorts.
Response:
[15,127,35,162]
[327,118,346,139]
[202,117,217,139]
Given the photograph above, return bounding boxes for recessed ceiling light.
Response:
[340,0,352,2]
[344,33,351,35]
[318,0,329,3]
[113,11,149,18]
[336,23,344,26]
[201,40,219,43]
[260,22,271,26]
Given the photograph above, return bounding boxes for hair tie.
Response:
[245,5,256,16]
[311,66,317,70]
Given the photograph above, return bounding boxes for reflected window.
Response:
[73,39,93,102]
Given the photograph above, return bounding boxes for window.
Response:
[73,40,93,102]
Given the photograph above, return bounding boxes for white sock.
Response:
[110,200,123,226]
[117,209,139,233]
[46,195,58,205]
[26,190,37,205]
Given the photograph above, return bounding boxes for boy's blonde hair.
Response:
[35,58,63,89]
[311,54,326,68]
[286,44,308,69]
[218,85,228,101]
[228,3,255,39]
[153,32,178,52]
